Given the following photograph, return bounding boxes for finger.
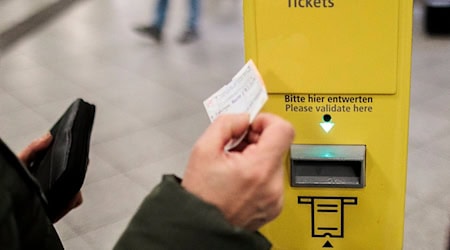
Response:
[70,192,83,209]
[18,132,52,165]
[245,129,261,144]
[246,113,295,162]
[50,191,83,223]
[196,113,250,152]
[228,140,249,152]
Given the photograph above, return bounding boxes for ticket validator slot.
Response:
[290,145,366,188]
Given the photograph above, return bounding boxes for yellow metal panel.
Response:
[258,94,410,249]
[244,0,400,94]
[244,0,413,249]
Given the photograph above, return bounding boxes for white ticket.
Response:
[203,60,268,150]
[203,59,268,123]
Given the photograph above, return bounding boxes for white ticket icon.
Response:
[203,59,268,123]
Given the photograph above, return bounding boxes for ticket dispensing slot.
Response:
[290,145,366,188]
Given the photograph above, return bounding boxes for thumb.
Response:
[197,114,250,152]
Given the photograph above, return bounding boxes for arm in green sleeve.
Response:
[114,175,272,250]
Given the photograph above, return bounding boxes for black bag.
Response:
[30,98,96,221]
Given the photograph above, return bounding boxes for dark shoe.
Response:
[178,29,199,44]
[134,25,162,42]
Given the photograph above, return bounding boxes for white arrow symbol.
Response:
[320,122,334,133]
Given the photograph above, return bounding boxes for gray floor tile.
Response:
[77,97,148,144]
[61,236,94,250]
[61,174,148,234]
[53,220,79,241]
[81,216,132,250]
[0,92,25,115]
[92,127,190,173]
[98,81,200,126]
[155,111,210,146]
[83,153,121,186]
[125,150,190,191]
[404,203,449,250]
[407,148,450,209]
[408,108,450,149]
[0,107,50,143]
[0,0,57,32]
[1,65,64,92]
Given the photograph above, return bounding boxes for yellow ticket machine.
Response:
[243,1,413,249]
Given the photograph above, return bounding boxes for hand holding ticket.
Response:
[203,60,268,150]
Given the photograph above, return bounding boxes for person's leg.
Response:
[188,0,199,31]
[135,0,169,42]
[153,0,169,30]
[178,0,200,43]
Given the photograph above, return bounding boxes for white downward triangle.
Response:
[320,122,334,133]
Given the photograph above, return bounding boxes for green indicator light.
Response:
[321,152,334,158]
[320,114,334,133]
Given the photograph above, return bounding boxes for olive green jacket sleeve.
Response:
[0,139,63,250]
[114,175,272,250]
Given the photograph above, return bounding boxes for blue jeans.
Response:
[152,0,200,31]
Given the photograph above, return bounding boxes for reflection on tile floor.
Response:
[0,0,449,249]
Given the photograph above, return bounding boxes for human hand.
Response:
[17,132,53,167]
[18,133,83,223]
[182,113,295,231]
[50,191,83,223]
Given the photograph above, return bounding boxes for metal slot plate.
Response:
[290,145,366,188]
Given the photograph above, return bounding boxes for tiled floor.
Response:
[0,0,58,33]
[0,0,449,249]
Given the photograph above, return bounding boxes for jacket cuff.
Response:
[114,174,271,250]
